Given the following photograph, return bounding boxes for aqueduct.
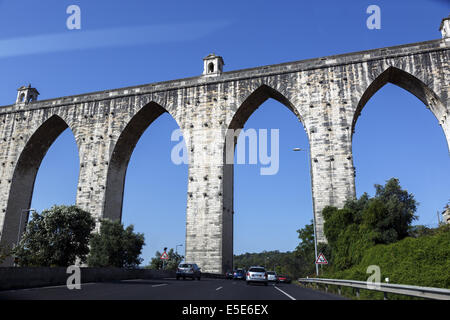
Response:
[1,19,449,272]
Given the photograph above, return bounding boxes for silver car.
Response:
[246,266,268,286]
[176,263,201,280]
[267,271,278,282]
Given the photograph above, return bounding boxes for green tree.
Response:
[322,178,418,272]
[368,178,417,242]
[14,205,95,267]
[148,248,184,271]
[294,221,317,276]
[88,219,145,268]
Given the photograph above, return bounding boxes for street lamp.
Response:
[17,208,36,245]
[14,208,36,267]
[176,244,183,255]
[293,147,319,277]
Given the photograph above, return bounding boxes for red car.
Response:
[277,275,292,283]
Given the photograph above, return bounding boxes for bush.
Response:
[322,225,450,299]
[13,205,95,267]
[323,178,417,272]
[88,219,145,268]
[148,249,183,271]
[318,178,449,299]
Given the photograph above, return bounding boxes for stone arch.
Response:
[0,114,76,254]
[103,101,183,222]
[352,66,448,149]
[228,84,304,132]
[220,84,310,271]
[224,83,307,176]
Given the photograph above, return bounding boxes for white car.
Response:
[266,271,278,282]
[246,266,268,286]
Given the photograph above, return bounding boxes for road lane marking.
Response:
[2,282,97,292]
[274,286,296,300]
[151,284,168,288]
[216,286,223,291]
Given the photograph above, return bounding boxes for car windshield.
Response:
[179,264,192,268]
[267,272,275,275]
[249,268,265,273]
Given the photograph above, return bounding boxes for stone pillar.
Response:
[75,139,110,225]
[306,97,356,243]
[309,137,355,242]
[74,102,118,226]
[184,124,232,274]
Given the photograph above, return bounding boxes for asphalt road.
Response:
[0,278,345,300]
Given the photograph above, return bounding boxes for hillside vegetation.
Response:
[312,178,450,299]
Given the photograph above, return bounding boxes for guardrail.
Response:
[298,278,450,300]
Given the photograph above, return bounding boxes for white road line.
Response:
[151,284,168,288]
[2,282,96,292]
[123,279,145,282]
[216,286,223,291]
[274,286,296,300]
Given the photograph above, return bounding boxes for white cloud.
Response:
[0,20,231,58]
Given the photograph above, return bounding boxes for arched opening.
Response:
[208,62,215,73]
[0,115,77,260]
[104,102,167,221]
[353,67,450,228]
[353,67,447,143]
[104,102,188,265]
[30,129,79,213]
[225,85,312,271]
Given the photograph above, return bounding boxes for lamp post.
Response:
[14,208,36,267]
[176,244,183,255]
[17,208,36,245]
[293,148,319,277]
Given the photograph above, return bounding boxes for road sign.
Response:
[315,253,328,265]
[161,251,169,260]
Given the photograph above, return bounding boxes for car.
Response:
[225,270,234,279]
[266,271,278,282]
[176,263,201,280]
[233,269,246,280]
[246,266,268,286]
[277,275,292,284]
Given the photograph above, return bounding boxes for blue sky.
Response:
[0,1,448,265]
